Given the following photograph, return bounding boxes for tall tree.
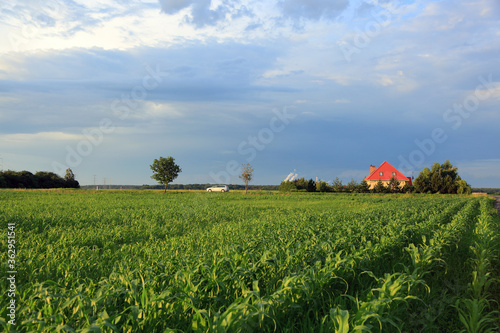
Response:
[442,175,455,194]
[64,168,80,188]
[414,167,431,193]
[307,179,316,192]
[150,156,182,193]
[64,168,75,182]
[294,178,308,191]
[430,172,443,193]
[332,177,344,192]
[239,163,254,194]
[414,160,471,194]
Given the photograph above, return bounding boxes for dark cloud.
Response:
[0,41,289,135]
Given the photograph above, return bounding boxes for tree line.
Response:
[279,160,472,194]
[0,169,80,189]
[279,178,405,193]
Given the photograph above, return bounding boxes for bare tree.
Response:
[239,163,254,194]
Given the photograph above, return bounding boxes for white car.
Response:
[206,185,229,192]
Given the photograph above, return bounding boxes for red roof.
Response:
[364,161,412,185]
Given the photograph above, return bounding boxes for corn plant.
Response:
[0,190,496,332]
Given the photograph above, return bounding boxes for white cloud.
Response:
[474,83,500,101]
[378,75,394,86]
[0,132,84,143]
[128,101,184,119]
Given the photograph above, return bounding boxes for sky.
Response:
[0,0,499,187]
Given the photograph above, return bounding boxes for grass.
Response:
[0,190,499,332]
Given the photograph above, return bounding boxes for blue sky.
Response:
[0,0,499,187]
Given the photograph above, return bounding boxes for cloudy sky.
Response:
[0,0,499,187]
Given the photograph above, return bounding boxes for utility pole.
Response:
[93,175,97,186]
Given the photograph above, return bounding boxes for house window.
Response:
[379,172,383,176]
[392,172,396,176]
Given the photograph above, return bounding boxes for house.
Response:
[364,161,413,189]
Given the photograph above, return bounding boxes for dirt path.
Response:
[494,196,500,215]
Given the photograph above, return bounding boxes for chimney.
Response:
[370,165,376,174]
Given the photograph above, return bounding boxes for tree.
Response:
[414,167,431,193]
[332,177,344,192]
[356,179,370,193]
[347,179,359,193]
[307,179,316,192]
[316,180,330,192]
[457,179,472,195]
[239,163,254,194]
[18,171,37,188]
[64,168,80,188]
[294,178,308,191]
[373,179,387,193]
[64,168,75,182]
[401,183,414,193]
[388,176,400,193]
[35,171,65,188]
[414,160,471,194]
[150,156,181,193]
[357,180,371,193]
[0,170,73,189]
[279,181,297,192]
[442,175,455,194]
[430,172,443,193]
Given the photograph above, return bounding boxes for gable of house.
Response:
[364,161,412,187]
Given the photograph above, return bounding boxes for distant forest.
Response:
[472,188,500,194]
[80,184,280,191]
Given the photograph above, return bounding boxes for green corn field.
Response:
[1,190,499,332]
